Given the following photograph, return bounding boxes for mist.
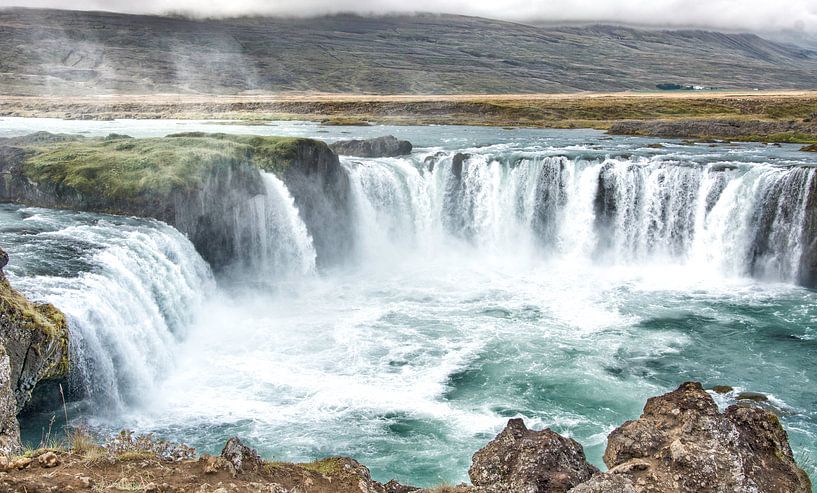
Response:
[3,0,817,32]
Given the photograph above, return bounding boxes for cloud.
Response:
[3,0,817,32]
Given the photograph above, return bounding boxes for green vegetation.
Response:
[0,269,69,381]
[298,457,345,476]
[22,133,318,202]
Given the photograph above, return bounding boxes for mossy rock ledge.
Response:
[0,247,70,456]
[0,132,355,268]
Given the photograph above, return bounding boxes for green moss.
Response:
[166,132,317,173]
[22,133,321,202]
[0,277,65,338]
[0,273,70,380]
[24,136,250,201]
[298,457,344,476]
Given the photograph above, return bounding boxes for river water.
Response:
[1,118,815,487]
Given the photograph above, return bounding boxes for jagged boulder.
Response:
[329,135,412,157]
[578,382,812,493]
[468,418,598,493]
[0,247,70,456]
[220,437,263,474]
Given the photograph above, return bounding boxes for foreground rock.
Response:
[220,437,263,475]
[573,382,812,493]
[0,383,810,492]
[329,135,412,157]
[0,247,69,456]
[0,435,418,493]
[469,418,597,493]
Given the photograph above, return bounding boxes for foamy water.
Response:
[1,120,815,487]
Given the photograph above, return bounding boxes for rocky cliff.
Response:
[330,136,413,158]
[0,132,355,270]
[0,247,69,456]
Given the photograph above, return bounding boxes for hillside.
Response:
[1,8,816,95]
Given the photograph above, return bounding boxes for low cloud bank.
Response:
[2,0,816,32]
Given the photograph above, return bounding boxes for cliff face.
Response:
[0,132,355,271]
[278,139,355,267]
[0,248,70,456]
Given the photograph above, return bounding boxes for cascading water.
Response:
[1,169,319,411]
[345,150,817,284]
[225,172,317,282]
[0,206,214,411]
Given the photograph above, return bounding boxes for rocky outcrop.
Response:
[221,437,263,475]
[574,382,812,493]
[279,139,355,267]
[460,382,811,493]
[0,345,19,458]
[0,383,811,492]
[799,176,817,288]
[0,132,355,270]
[468,418,598,493]
[329,136,413,158]
[0,247,70,456]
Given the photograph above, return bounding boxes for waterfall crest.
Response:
[344,151,817,284]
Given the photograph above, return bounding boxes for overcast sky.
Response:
[3,0,816,32]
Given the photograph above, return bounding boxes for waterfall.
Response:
[225,172,317,281]
[344,151,817,285]
[1,209,214,411]
[2,171,318,411]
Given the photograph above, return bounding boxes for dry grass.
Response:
[422,484,466,493]
[91,476,153,492]
[3,91,817,126]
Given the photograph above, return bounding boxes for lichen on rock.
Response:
[468,418,598,493]
[583,381,812,493]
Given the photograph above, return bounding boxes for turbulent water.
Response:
[224,172,317,281]
[1,118,816,488]
[0,207,214,410]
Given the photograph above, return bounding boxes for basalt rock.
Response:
[585,382,812,493]
[468,418,598,493]
[329,135,412,158]
[220,437,263,475]
[0,345,19,458]
[0,247,70,456]
[279,138,355,267]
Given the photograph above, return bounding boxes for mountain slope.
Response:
[0,8,816,95]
